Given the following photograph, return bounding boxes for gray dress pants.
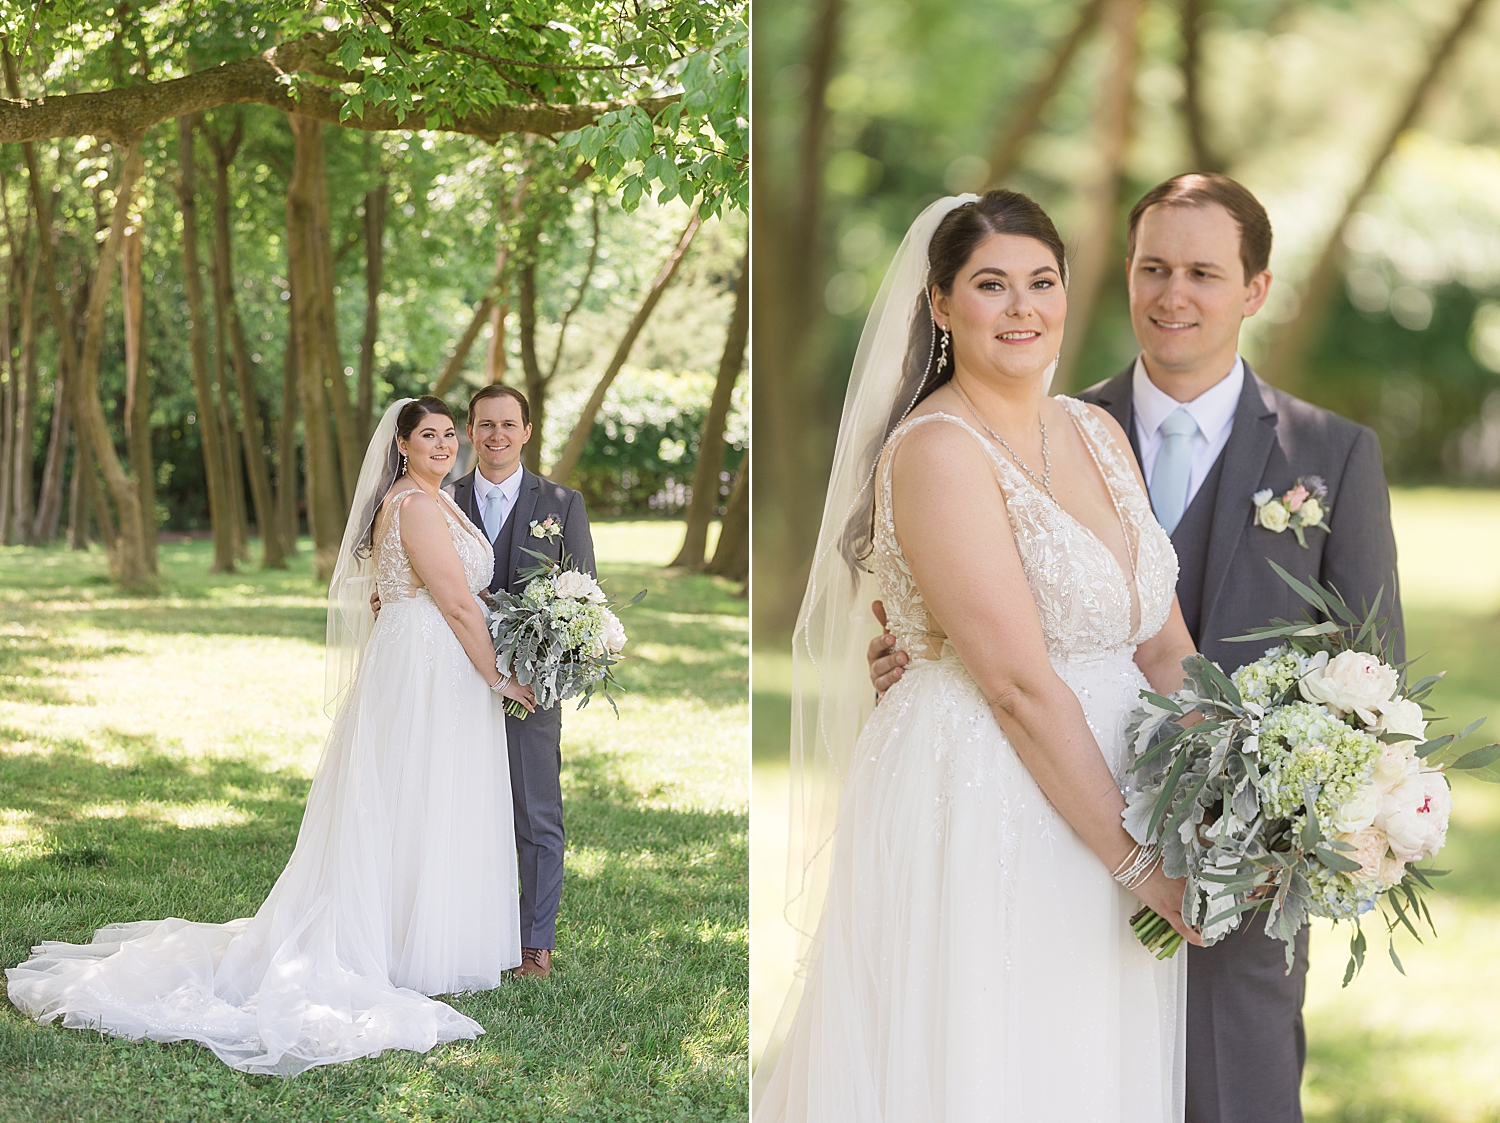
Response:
[1186,920,1311,1123]
[505,703,565,950]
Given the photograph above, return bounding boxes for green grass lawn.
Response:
[0,521,748,1123]
[752,488,1500,1120]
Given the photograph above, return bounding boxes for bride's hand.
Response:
[501,679,536,713]
[1135,867,1204,947]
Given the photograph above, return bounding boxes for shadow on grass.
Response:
[0,732,746,1123]
[1304,1024,1497,1123]
[0,631,134,706]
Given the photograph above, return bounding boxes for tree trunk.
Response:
[211,240,250,562]
[309,124,359,506]
[70,142,152,588]
[705,450,748,585]
[276,327,300,555]
[432,294,495,398]
[32,380,67,542]
[1057,0,1145,391]
[359,179,387,440]
[984,0,1111,188]
[13,252,37,543]
[753,0,844,636]
[483,299,509,384]
[121,219,158,570]
[671,251,748,568]
[1259,0,1492,389]
[0,240,14,541]
[288,113,346,580]
[176,114,236,572]
[66,437,86,549]
[206,113,284,568]
[1180,0,1223,174]
[548,206,703,484]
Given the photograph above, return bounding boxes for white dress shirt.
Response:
[1132,356,1244,512]
[473,465,523,541]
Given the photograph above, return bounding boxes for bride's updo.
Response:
[891,190,1067,436]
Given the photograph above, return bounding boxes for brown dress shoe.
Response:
[515,947,552,979]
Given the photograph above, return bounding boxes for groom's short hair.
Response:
[467,384,531,428]
[1126,174,1272,283]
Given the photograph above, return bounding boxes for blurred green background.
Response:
[751,0,1500,1115]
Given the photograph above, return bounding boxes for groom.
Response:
[449,384,595,981]
[869,174,1402,1122]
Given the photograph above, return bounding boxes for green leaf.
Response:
[1406,672,1445,701]
[1388,939,1405,975]
[1268,558,1331,616]
[1450,743,1500,771]
[1140,691,1185,715]
[1202,898,1269,929]
[1314,846,1362,873]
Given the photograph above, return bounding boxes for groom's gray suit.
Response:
[448,464,595,952]
[1080,360,1403,1123]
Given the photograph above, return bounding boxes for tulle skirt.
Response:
[6,594,522,1075]
[756,649,1185,1122]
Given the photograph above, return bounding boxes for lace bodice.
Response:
[873,397,1178,661]
[375,488,495,603]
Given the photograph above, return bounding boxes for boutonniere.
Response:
[530,516,563,542]
[1252,476,1330,548]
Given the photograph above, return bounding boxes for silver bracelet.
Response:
[489,668,512,693]
[1111,843,1161,891]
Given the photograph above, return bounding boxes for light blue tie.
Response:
[483,487,506,543]
[1149,407,1199,536]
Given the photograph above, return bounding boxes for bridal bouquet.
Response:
[1122,562,1498,981]
[482,550,645,719]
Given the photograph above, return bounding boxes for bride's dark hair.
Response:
[842,190,1068,568]
[355,396,456,558]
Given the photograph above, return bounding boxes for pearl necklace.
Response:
[952,382,1056,503]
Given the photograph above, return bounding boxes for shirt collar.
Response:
[473,464,524,503]
[1131,355,1244,442]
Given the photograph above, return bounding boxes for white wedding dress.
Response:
[758,401,1187,1121]
[6,488,521,1075]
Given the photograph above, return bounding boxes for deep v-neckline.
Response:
[948,403,1144,637]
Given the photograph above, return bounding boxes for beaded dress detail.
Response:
[757,398,1187,1123]
[8,488,520,1075]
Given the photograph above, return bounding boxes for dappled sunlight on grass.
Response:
[0,524,746,1121]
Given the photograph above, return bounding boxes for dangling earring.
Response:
[937,325,951,371]
[400,453,408,476]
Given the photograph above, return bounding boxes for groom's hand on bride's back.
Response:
[868,600,908,697]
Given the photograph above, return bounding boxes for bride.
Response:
[7,396,537,1075]
[755,192,1203,1121]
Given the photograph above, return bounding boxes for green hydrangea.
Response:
[1304,862,1379,920]
[1231,645,1308,706]
[1258,701,1381,822]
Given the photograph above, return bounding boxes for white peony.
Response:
[1257,499,1291,533]
[1378,852,1408,888]
[599,607,627,655]
[553,570,607,604]
[1331,786,1380,834]
[1377,697,1427,741]
[1299,649,1399,724]
[1377,770,1451,861]
[1300,497,1324,526]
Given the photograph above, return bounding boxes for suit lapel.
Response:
[452,470,480,528]
[1197,366,1280,631]
[1090,364,1142,466]
[507,466,543,586]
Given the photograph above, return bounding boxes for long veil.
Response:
[324,397,414,716]
[755,196,977,1085]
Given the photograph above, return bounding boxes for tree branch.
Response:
[0,34,679,144]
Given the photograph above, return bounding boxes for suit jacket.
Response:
[1078,360,1403,672]
[446,465,596,594]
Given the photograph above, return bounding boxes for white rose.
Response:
[599,608,627,655]
[1257,499,1291,533]
[1343,827,1390,884]
[1372,740,1418,791]
[553,570,606,603]
[1300,497,1324,526]
[1252,488,1274,506]
[1378,852,1408,889]
[1377,697,1427,741]
[1299,649,1399,723]
[1331,786,1380,834]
